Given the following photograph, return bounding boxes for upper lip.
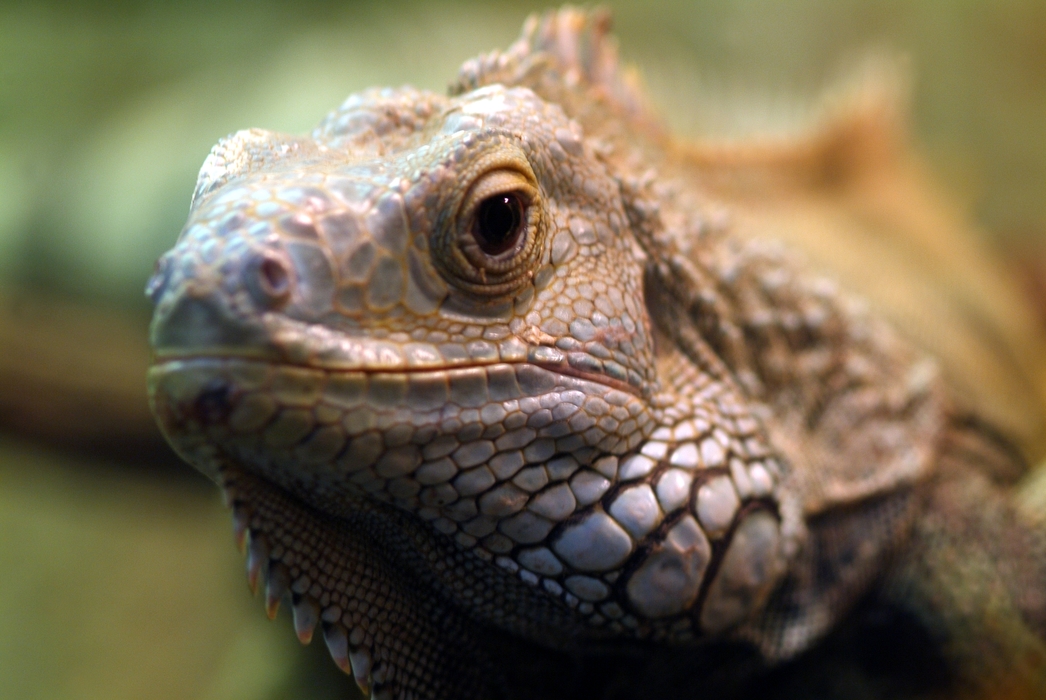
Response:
[150,350,642,397]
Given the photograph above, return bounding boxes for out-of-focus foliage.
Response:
[0,1,1042,699]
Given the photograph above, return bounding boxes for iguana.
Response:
[146,8,1046,699]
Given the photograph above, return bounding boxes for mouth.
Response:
[150,345,642,399]
[151,308,646,397]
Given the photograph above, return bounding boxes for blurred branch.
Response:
[0,288,166,455]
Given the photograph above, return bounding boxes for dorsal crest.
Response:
[451,6,665,142]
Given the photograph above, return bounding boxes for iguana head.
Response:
[147,9,793,659]
[147,79,665,519]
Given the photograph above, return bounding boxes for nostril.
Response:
[145,255,171,305]
[259,256,291,296]
[248,250,293,309]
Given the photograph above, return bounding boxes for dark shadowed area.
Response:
[1,1,1043,698]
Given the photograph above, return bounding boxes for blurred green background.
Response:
[1,1,1043,698]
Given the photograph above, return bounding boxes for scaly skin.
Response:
[146,8,1046,699]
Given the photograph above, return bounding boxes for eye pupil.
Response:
[474,193,524,255]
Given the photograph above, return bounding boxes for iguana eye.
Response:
[473,192,525,256]
[434,165,543,298]
[458,168,535,265]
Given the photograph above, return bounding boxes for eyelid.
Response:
[461,169,535,215]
